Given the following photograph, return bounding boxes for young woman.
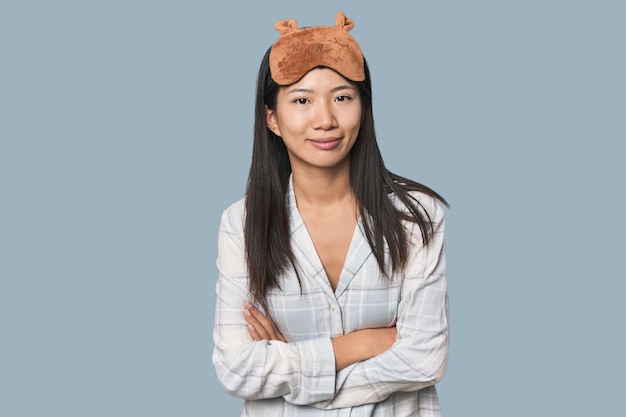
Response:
[213,11,450,416]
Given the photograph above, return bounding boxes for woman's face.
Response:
[265,67,362,174]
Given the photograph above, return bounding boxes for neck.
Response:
[291,166,352,206]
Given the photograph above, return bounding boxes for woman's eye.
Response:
[336,95,352,102]
[294,98,309,104]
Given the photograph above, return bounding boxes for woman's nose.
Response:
[311,101,337,130]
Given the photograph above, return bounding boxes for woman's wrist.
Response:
[331,327,397,371]
[331,329,376,370]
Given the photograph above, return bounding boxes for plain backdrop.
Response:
[1,1,624,416]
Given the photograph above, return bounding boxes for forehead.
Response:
[282,67,357,92]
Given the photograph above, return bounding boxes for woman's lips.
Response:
[309,138,342,150]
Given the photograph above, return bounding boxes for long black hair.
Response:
[244,47,448,307]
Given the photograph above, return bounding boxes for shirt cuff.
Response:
[284,337,336,405]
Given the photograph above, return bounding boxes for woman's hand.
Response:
[243,302,287,343]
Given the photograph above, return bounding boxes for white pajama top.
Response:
[212,179,449,416]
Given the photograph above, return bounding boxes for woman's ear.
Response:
[265,105,281,137]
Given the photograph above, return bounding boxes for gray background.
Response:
[1,1,624,416]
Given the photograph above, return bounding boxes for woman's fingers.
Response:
[244,307,271,339]
[242,306,262,340]
[247,323,267,341]
[243,302,287,342]
[246,320,262,341]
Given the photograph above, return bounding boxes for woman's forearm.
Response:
[244,301,397,371]
[331,327,397,371]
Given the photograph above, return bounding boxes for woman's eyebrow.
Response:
[330,85,357,93]
[285,85,356,95]
[285,88,313,95]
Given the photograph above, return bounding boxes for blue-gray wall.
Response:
[2,1,624,416]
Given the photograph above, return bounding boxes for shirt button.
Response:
[330,305,337,312]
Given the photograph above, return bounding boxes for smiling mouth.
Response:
[309,138,342,150]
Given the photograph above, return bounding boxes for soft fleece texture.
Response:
[269,11,365,85]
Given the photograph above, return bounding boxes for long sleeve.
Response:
[312,196,449,409]
[211,200,337,405]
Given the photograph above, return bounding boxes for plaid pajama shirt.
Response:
[213,177,449,416]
